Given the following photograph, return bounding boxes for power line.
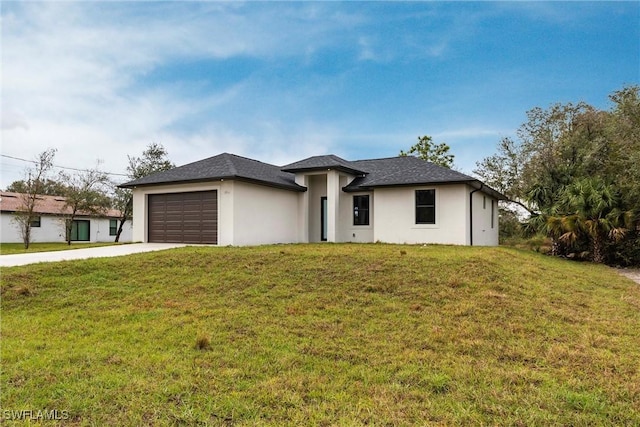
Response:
[0,154,129,177]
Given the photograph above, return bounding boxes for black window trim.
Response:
[353,194,370,226]
[415,189,436,225]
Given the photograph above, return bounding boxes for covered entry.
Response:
[148,191,218,244]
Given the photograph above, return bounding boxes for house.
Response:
[120,153,505,246]
[0,191,132,244]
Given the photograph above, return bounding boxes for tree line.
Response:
[6,143,173,248]
[474,85,639,266]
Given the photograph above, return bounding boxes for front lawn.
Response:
[0,242,125,255]
[2,244,639,425]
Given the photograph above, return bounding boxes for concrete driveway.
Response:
[0,243,188,267]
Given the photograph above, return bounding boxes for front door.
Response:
[321,197,327,241]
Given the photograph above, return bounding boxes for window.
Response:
[353,195,370,226]
[68,220,90,241]
[109,219,118,236]
[483,196,486,209]
[491,200,495,229]
[30,216,41,227]
[415,189,436,224]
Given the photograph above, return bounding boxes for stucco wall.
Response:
[339,191,374,243]
[0,213,132,243]
[307,174,327,243]
[130,180,299,246]
[373,184,468,245]
[231,180,300,246]
[470,190,499,246]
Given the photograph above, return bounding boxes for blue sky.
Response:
[1,1,638,188]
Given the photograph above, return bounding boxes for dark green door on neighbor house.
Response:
[70,220,90,241]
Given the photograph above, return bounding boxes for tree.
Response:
[553,178,631,263]
[6,178,68,196]
[112,143,174,242]
[400,135,454,168]
[474,102,596,215]
[60,167,111,245]
[476,85,640,265]
[11,149,57,249]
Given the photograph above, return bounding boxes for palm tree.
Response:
[556,178,631,263]
[526,184,565,256]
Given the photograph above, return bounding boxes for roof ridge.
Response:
[221,153,239,176]
[224,152,283,170]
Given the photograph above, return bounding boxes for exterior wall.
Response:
[307,174,327,243]
[128,178,499,247]
[373,184,469,245]
[231,180,300,245]
[298,171,360,243]
[338,191,374,243]
[130,180,299,246]
[470,190,499,246]
[0,212,132,243]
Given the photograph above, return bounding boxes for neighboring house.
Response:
[0,191,132,244]
[120,153,505,247]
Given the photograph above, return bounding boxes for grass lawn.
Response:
[0,242,125,255]
[2,244,639,425]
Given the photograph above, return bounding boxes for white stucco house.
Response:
[0,191,132,244]
[120,153,505,246]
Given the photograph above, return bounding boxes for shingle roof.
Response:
[119,152,505,199]
[346,156,470,187]
[120,153,305,192]
[343,156,506,199]
[281,155,366,175]
[0,192,122,217]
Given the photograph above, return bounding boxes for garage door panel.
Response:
[148,191,218,244]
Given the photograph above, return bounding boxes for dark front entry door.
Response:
[321,196,327,241]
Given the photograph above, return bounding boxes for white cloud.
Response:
[1,2,368,187]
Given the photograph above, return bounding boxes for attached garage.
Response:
[148,191,218,244]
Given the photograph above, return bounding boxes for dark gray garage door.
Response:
[148,191,218,244]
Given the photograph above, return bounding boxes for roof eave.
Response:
[120,175,307,192]
[281,166,366,176]
[343,179,507,199]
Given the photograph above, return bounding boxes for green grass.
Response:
[2,244,639,425]
[0,242,125,255]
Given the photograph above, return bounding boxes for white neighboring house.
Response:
[120,153,505,247]
[0,191,132,244]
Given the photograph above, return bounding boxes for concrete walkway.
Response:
[618,268,640,285]
[0,243,188,267]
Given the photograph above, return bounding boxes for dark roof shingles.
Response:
[121,153,305,191]
[121,152,504,199]
[346,156,474,189]
[281,155,366,175]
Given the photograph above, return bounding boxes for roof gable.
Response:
[281,155,366,175]
[120,153,305,192]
